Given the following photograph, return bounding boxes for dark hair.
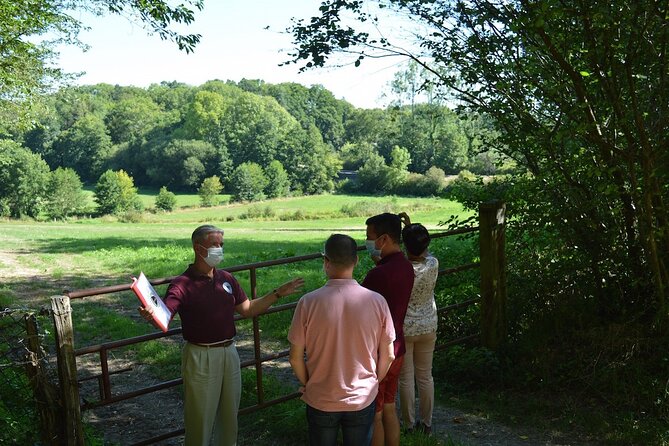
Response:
[324,234,358,266]
[365,213,402,244]
[402,223,430,256]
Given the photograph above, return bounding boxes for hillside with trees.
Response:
[1,75,511,218]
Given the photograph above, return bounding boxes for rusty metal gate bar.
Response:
[65,226,481,445]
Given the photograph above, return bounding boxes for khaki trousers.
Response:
[182,342,241,446]
[398,331,437,428]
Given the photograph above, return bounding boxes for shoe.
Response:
[416,422,431,435]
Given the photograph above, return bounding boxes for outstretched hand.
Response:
[398,212,411,227]
[276,277,305,297]
[138,306,160,329]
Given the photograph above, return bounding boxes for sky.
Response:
[54,0,409,109]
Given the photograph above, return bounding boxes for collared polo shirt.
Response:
[362,251,415,357]
[288,279,395,412]
[163,265,248,344]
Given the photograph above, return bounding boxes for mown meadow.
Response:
[0,193,478,446]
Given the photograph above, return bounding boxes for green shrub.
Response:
[339,200,396,218]
[154,186,177,212]
[45,167,87,219]
[264,160,291,198]
[94,169,142,216]
[239,204,275,220]
[230,162,268,202]
[198,175,223,207]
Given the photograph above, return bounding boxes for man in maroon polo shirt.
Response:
[140,224,304,446]
[361,213,415,446]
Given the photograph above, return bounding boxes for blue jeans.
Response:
[306,402,375,446]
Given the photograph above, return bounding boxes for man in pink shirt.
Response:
[288,234,396,446]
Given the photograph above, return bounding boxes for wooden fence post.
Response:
[24,313,62,445]
[51,296,84,446]
[479,200,507,350]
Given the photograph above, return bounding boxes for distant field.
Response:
[1,192,477,344]
[0,193,474,302]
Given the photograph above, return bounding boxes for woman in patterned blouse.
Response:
[397,213,439,435]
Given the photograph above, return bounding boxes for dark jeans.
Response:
[306,401,375,446]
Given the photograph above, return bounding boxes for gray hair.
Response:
[191,225,224,244]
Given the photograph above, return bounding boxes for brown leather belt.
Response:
[191,339,234,348]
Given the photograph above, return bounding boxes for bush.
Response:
[0,140,50,218]
[239,205,275,220]
[264,160,290,198]
[279,210,307,221]
[339,200,397,218]
[45,167,87,219]
[230,162,268,202]
[154,186,177,212]
[94,169,142,216]
[198,175,223,207]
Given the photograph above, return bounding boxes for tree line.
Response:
[1,77,509,218]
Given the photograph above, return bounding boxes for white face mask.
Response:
[365,239,382,258]
[201,245,224,267]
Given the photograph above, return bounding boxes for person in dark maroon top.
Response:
[140,224,304,446]
[361,213,415,446]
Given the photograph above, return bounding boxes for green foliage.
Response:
[0,367,37,445]
[94,169,142,216]
[154,186,177,212]
[198,175,223,207]
[45,167,87,219]
[264,160,291,198]
[146,138,228,190]
[239,205,276,220]
[230,162,268,202]
[389,145,411,171]
[0,0,203,132]
[339,141,378,170]
[50,113,113,183]
[357,152,407,194]
[339,199,397,218]
[0,140,50,218]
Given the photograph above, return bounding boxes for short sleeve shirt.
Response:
[362,251,415,357]
[163,265,248,343]
[287,279,395,412]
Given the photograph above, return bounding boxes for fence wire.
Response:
[0,307,58,445]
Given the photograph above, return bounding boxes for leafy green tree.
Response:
[0,140,50,218]
[45,167,87,219]
[145,139,227,190]
[339,142,378,170]
[105,96,167,145]
[289,0,669,323]
[229,163,268,202]
[264,160,291,199]
[0,0,203,132]
[389,145,411,171]
[154,186,177,212]
[49,114,113,183]
[257,82,349,149]
[357,152,406,195]
[181,90,229,145]
[198,175,223,207]
[94,169,141,216]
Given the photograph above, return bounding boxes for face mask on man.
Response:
[365,239,382,258]
[201,245,224,267]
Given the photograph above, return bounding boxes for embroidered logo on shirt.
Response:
[222,281,233,294]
